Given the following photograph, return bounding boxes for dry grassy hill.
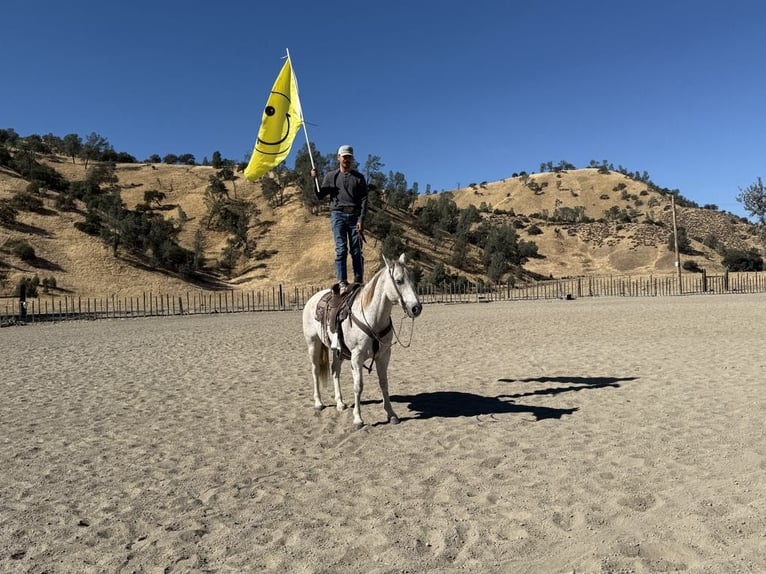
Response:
[1,158,762,299]
[437,168,760,277]
[1,158,348,297]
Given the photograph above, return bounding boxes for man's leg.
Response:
[331,211,348,282]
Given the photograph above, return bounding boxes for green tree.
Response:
[191,228,206,272]
[218,164,238,197]
[426,262,449,285]
[219,237,240,276]
[385,171,416,210]
[722,248,764,271]
[16,276,40,298]
[203,174,229,229]
[42,133,63,153]
[486,251,507,283]
[0,146,11,169]
[456,204,480,235]
[364,154,386,194]
[480,223,521,280]
[450,234,469,269]
[11,240,36,261]
[93,191,126,256]
[0,128,20,146]
[261,176,280,207]
[62,133,82,164]
[668,227,692,255]
[143,190,166,208]
[10,190,45,213]
[80,132,110,169]
[294,142,329,210]
[0,199,18,225]
[366,209,394,237]
[381,233,406,260]
[737,176,766,225]
[20,134,48,153]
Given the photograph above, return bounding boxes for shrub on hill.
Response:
[15,275,40,298]
[10,239,36,262]
[722,248,763,272]
[682,260,702,273]
[10,190,45,213]
[0,200,18,225]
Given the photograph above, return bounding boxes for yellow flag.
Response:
[244,58,303,181]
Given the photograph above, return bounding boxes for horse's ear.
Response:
[382,254,391,269]
[398,253,407,266]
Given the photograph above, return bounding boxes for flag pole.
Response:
[286,48,321,196]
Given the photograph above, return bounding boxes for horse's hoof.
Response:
[336,403,347,412]
[313,406,324,416]
[389,416,400,425]
[353,422,364,431]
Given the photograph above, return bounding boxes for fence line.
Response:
[2,270,765,325]
[416,270,766,304]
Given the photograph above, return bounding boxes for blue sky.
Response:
[3,1,764,217]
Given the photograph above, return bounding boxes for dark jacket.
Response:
[316,169,368,221]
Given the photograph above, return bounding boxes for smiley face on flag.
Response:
[244,57,304,181]
[255,89,294,156]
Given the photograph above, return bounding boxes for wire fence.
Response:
[2,270,765,326]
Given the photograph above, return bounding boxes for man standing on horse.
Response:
[311,145,368,294]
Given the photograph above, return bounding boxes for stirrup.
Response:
[330,330,341,351]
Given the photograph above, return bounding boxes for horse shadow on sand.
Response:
[388,375,637,424]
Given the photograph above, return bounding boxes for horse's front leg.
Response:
[331,349,347,412]
[350,353,365,430]
[375,347,399,424]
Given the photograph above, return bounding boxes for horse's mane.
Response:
[360,266,385,309]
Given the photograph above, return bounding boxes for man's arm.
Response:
[311,169,332,199]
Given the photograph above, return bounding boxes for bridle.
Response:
[387,262,417,319]
[349,262,418,372]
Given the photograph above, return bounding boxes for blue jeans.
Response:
[331,210,364,283]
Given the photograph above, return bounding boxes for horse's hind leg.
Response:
[308,337,338,413]
[375,350,399,424]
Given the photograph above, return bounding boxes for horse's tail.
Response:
[317,342,330,389]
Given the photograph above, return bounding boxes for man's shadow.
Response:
[390,375,636,423]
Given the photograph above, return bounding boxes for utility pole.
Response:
[671,194,682,294]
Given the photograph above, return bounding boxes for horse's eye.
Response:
[396,278,404,285]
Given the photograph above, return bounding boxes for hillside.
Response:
[439,168,760,277]
[1,158,762,298]
[1,157,474,298]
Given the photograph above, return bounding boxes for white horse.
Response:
[302,253,423,429]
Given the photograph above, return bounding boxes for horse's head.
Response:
[383,253,423,319]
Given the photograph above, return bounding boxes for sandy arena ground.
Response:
[1,294,765,573]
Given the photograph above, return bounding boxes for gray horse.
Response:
[302,254,422,429]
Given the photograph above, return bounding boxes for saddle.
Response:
[314,282,362,357]
[314,282,394,368]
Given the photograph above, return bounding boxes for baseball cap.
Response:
[338,145,354,157]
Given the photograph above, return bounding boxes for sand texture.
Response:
[1,294,765,573]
